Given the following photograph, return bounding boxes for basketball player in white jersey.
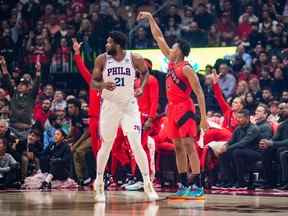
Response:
[92,31,158,202]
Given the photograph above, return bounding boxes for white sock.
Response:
[127,132,150,185]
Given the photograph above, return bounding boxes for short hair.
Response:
[237,109,250,117]
[108,31,127,49]
[257,103,269,114]
[176,38,190,57]
[262,87,272,92]
[67,98,81,109]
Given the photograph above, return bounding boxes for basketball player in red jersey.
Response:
[138,12,208,198]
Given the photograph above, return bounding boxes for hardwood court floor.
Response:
[1,191,288,216]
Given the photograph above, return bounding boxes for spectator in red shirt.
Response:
[34,99,52,128]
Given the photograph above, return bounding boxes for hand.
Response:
[200,118,209,131]
[27,152,34,160]
[72,38,82,55]
[134,87,143,97]
[143,118,153,131]
[137,11,152,21]
[0,56,6,67]
[211,69,220,84]
[259,139,272,150]
[103,81,116,91]
[35,62,41,76]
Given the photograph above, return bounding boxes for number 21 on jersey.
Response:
[115,77,125,87]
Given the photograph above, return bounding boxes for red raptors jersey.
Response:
[166,61,194,105]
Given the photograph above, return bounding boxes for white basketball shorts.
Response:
[99,98,142,142]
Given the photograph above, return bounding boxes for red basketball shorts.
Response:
[167,99,197,140]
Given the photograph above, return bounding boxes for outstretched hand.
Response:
[211,69,220,84]
[0,56,6,67]
[137,11,152,21]
[72,38,82,55]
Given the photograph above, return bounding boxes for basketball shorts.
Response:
[167,100,197,140]
[99,98,142,143]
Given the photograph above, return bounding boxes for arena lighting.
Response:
[129,47,236,74]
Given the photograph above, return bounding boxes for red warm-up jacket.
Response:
[135,75,159,119]
[74,54,101,154]
[212,82,238,132]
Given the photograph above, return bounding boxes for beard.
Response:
[107,47,117,56]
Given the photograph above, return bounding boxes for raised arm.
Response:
[137,12,171,59]
[31,63,41,98]
[211,71,231,114]
[183,65,208,131]
[72,38,92,84]
[0,56,14,96]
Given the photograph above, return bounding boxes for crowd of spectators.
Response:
[0,0,288,190]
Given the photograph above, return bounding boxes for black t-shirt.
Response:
[71,111,88,140]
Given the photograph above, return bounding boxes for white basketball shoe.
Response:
[93,181,105,202]
[144,181,159,201]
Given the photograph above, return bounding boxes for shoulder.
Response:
[131,52,144,63]
[249,124,259,132]
[95,54,106,64]
[183,64,196,77]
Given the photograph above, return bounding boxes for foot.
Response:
[169,185,189,199]
[280,183,288,190]
[144,181,159,201]
[125,181,144,191]
[182,186,205,200]
[94,181,105,202]
[40,181,52,191]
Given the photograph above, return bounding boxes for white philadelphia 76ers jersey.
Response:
[101,51,136,105]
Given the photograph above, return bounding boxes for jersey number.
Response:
[115,77,125,87]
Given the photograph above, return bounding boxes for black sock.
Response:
[179,173,188,187]
[191,174,202,187]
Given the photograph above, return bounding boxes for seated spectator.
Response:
[244,92,258,113]
[164,17,180,46]
[239,5,258,24]
[218,109,260,187]
[34,98,52,128]
[0,138,20,189]
[272,67,286,99]
[232,104,272,187]
[180,21,208,47]
[51,90,66,112]
[260,102,288,188]
[132,27,151,49]
[260,87,274,105]
[235,80,249,99]
[216,12,236,46]
[194,3,214,31]
[268,100,280,123]
[50,38,71,73]
[281,90,288,103]
[21,129,43,181]
[40,129,72,191]
[217,63,237,100]
[248,78,262,102]
[66,98,90,185]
